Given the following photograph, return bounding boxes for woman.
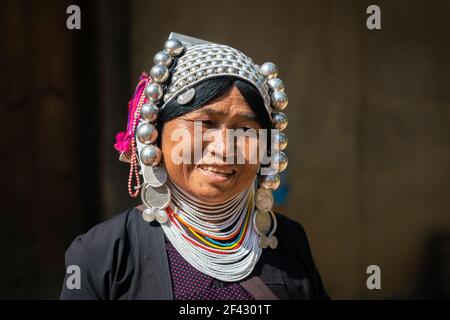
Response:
[60,32,329,300]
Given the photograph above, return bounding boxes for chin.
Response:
[192,185,230,203]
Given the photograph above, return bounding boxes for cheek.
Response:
[235,136,261,165]
[161,122,195,180]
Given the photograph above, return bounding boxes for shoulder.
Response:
[272,212,330,299]
[60,207,143,299]
[68,207,136,253]
[274,212,310,249]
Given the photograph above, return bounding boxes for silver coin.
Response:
[268,235,278,249]
[254,210,272,235]
[142,207,156,222]
[177,88,196,105]
[255,188,273,212]
[142,184,171,209]
[143,165,168,187]
[155,208,169,224]
[258,235,269,249]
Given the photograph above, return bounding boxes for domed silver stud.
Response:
[259,173,281,190]
[140,145,162,166]
[227,67,236,73]
[272,132,288,151]
[150,64,169,83]
[272,151,288,172]
[271,91,288,110]
[140,102,159,123]
[268,78,285,92]
[164,39,183,56]
[142,208,156,222]
[187,75,196,83]
[271,111,288,131]
[136,123,158,145]
[144,83,163,102]
[163,93,170,103]
[153,51,172,67]
[260,62,278,79]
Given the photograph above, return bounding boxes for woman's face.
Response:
[161,85,262,204]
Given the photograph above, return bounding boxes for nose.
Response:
[205,127,234,164]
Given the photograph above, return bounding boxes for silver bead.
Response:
[144,83,163,102]
[140,145,162,166]
[155,208,168,224]
[216,66,226,73]
[259,173,281,190]
[206,68,215,74]
[150,64,169,83]
[136,123,158,145]
[153,51,172,67]
[260,62,278,79]
[268,78,285,92]
[164,39,183,56]
[272,132,288,151]
[140,102,159,122]
[142,208,156,222]
[271,91,288,110]
[272,111,288,131]
[272,151,288,172]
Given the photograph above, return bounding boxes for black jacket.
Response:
[60,207,329,300]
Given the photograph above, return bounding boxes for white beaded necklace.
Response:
[161,178,262,282]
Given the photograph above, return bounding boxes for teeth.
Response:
[201,166,233,174]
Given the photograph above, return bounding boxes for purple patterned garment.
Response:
[165,239,255,300]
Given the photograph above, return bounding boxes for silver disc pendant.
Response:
[141,184,171,209]
[255,188,274,212]
[142,207,156,222]
[254,210,272,235]
[143,165,168,187]
[155,208,169,224]
[258,235,269,249]
[268,235,278,249]
[177,88,196,105]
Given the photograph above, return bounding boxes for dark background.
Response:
[0,0,449,299]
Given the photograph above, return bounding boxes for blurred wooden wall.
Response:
[0,0,132,298]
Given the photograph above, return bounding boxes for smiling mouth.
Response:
[198,165,237,178]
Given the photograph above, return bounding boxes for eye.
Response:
[202,120,214,127]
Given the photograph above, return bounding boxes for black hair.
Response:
[157,76,271,129]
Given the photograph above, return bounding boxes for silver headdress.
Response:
[131,32,289,249]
